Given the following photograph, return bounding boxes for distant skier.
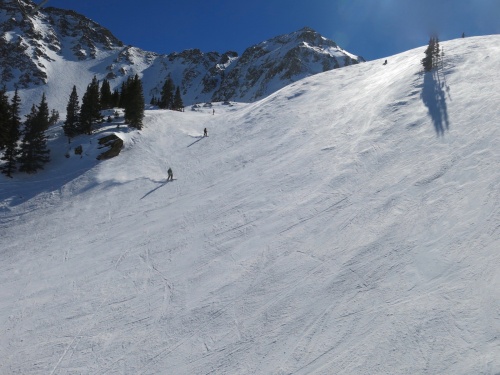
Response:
[167,167,174,181]
[462,32,465,38]
[383,59,387,65]
[212,109,215,115]
[204,127,208,137]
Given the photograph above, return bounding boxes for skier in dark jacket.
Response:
[167,167,173,181]
[204,128,208,137]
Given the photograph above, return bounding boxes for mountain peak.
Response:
[0,2,364,109]
[211,28,363,102]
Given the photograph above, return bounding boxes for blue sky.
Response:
[45,0,500,61]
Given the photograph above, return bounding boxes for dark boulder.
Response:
[96,134,123,160]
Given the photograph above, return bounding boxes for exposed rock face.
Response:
[96,134,123,160]
[0,1,364,107]
[46,7,123,60]
[212,27,364,102]
[0,0,123,88]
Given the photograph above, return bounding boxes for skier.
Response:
[383,59,387,65]
[204,127,208,137]
[167,167,173,181]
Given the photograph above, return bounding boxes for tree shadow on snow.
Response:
[0,162,98,213]
[421,70,450,136]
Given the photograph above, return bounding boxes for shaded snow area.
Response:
[1,36,499,374]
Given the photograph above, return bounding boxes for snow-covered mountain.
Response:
[1,34,499,374]
[0,0,364,112]
[0,0,123,85]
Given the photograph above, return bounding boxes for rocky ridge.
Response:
[0,0,364,108]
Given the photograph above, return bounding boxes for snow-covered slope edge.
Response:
[0,35,499,374]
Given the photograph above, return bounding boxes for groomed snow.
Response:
[1,35,499,374]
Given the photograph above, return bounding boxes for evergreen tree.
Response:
[49,109,60,126]
[100,78,113,109]
[172,86,184,111]
[80,76,101,135]
[422,37,434,72]
[35,92,50,133]
[124,74,145,130]
[111,88,120,108]
[422,36,440,72]
[118,79,131,109]
[433,37,440,69]
[0,89,21,177]
[19,94,51,173]
[440,48,445,71]
[63,85,81,142]
[159,77,175,109]
[0,86,10,150]
[19,104,38,173]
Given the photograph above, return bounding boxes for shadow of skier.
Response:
[140,179,169,200]
[187,136,206,147]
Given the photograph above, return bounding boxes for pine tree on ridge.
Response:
[1,89,22,178]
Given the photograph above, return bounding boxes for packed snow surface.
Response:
[1,36,499,374]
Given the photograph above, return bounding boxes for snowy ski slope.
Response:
[1,35,499,374]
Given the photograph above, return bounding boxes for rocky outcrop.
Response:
[96,134,123,160]
[211,27,364,102]
[0,0,124,87]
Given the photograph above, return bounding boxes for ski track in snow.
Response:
[1,36,500,374]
